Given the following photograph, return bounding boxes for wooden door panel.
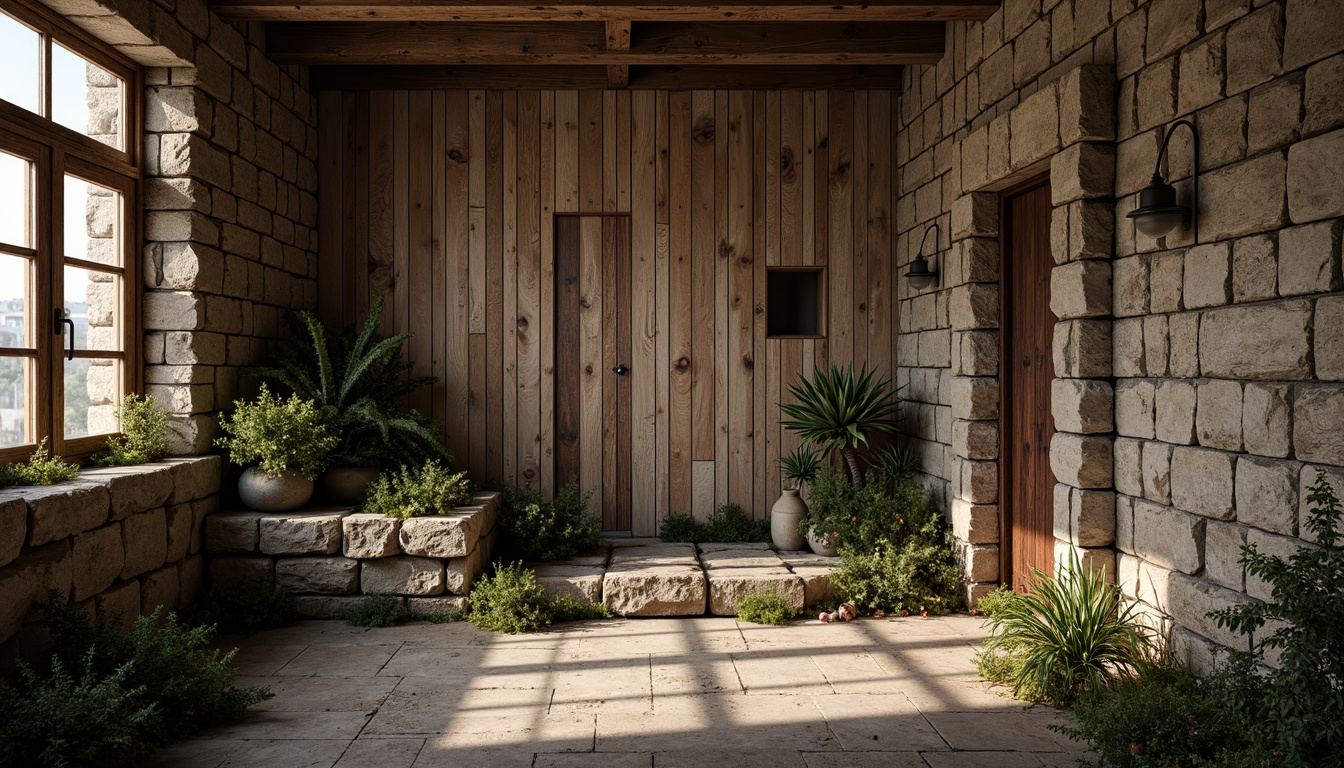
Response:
[1001,177,1057,587]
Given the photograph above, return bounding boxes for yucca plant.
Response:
[780,363,897,488]
[872,443,920,486]
[251,296,446,469]
[981,552,1154,704]
[779,444,821,491]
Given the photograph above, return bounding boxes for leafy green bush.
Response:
[737,592,796,625]
[658,512,705,543]
[215,384,338,479]
[801,466,925,555]
[363,461,473,519]
[974,585,1021,617]
[657,503,770,543]
[0,438,80,488]
[981,553,1154,705]
[346,596,412,628]
[495,478,601,561]
[92,394,169,467]
[831,518,962,616]
[183,584,298,636]
[1206,471,1344,766]
[468,562,611,633]
[251,297,447,469]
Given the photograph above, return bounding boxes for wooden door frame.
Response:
[997,171,1053,588]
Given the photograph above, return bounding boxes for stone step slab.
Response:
[276,556,359,595]
[260,509,351,556]
[204,510,266,554]
[400,513,482,558]
[532,564,605,604]
[407,596,467,616]
[293,594,393,620]
[361,556,445,596]
[699,549,805,616]
[603,565,708,616]
[209,556,274,591]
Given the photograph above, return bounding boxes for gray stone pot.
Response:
[807,531,838,557]
[321,467,381,505]
[771,489,809,551]
[238,467,313,512]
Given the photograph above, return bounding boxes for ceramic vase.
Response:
[770,488,809,551]
[238,467,314,512]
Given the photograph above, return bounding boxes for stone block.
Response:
[1204,521,1246,592]
[1142,441,1173,505]
[949,283,999,330]
[445,546,485,595]
[1116,380,1156,439]
[1113,255,1149,318]
[259,510,348,556]
[342,514,402,559]
[950,499,999,545]
[79,464,174,522]
[407,596,468,617]
[960,459,999,504]
[1196,380,1244,451]
[143,291,205,331]
[1171,447,1235,520]
[121,508,167,580]
[1052,142,1115,205]
[71,524,123,602]
[1050,433,1114,489]
[1278,220,1343,297]
[204,510,264,553]
[1247,77,1302,157]
[1059,65,1116,145]
[1058,486,1116,548]
[23,483,110,547]
[1293,385,1344,466]
[361,556,445,596]
[1009,84,1060,170]
[179,554,204,606]
[1199,301,1312,380]
[1052,379,1114,434]
[1199,153,1287,242]
[96,580,141,633]
[1231,234,1278,303]
[1240,383,1292,458]
[0,498,24,569]
[603,545,706,616]
[164,503,193,563]
[294,595,391,620]
[533,564,605,604]
[1226,4,1284,95]
[951,193,997,239]
[1318,297,1344,381]
[1114,438,1143,498]
[960,543,999,583]
[1183,243,1231,309]
[1134,500,1206,575]
[191,498,216,554]
[1050,260,1111,319]
[399,513,482,559]
[1113,317,1145,378]
[141,565,180,614]
[950,376,998,421]
[164,456,223,504]
[1065,200,1115,262]
[789,565,837,607]
[1245,528,1308,603]
[1168,573,1253,651]
[1155,380,1197,445]
[0,542,72,642]
[209,557,274,591]
[276,557,359,595]
[1284,0,1344,71]
[1304,52,1344,135]
[707,572,805,616]
[1168,312,1200,378]
[1054,319,1112,378]
[1235,457,1299,537]
[952,419,998,460]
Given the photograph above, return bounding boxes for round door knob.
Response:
[612,364,629,376]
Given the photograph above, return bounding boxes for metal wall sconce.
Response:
[1127,118,1199,241]
[906,223,940,290]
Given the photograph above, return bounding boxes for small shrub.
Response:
[346,595,412,628]
[215,384,337,479]
[183,584,297,636]
[832,532,962,616]
[658,512,706,543]
[468,563,611,633]
[981,552,1154,704]
[363,461,473,519]
[975,585,1021,617]
[92,394,169,467]
[0,438,80,488]
[658,504,769,544]
[737,592,796,625]
[495,478,601,561]
[548,595,614,623]
[800,467,924,555]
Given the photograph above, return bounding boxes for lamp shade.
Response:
[1127,173,1189,238]
[905,255,936,290]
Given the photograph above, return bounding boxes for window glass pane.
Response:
[64,175,122,265]
[0,254,30,348]
[0,150,34,248]
[0,11,40,114]
[64,266,120,353]
[52,42,124,150]
[64,357,120,439]
[0,356,28,448]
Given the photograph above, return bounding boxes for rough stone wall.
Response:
[42,0,320,453]
[895,0,1344,663]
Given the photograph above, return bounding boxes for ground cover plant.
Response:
[0,596,269,767]
[736,592,796,625]
[495,478,601,561]
[183,584,298,636]
[92,394,169,467]
[363,460,473,518]
[0,437,80,488]
[468,562,612,633]
[215,384,337,479]
[346,595,413,627]
[658,503,770,543]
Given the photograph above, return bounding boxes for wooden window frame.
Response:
[0,0,142,464]
[764,265,828,340]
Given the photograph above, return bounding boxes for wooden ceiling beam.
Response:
[212,0,998,23]
[266,21,945,65]
[309,64,908,90]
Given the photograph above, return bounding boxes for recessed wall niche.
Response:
[766,267,825,338]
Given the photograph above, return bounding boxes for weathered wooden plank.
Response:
[468,91,487,334]
[578,216,605,525]
[630,89,658,536]
[468,333,487,480]
[368,90,396,337]
[445,91,472,469]
[654,91,671,522]
[689,89,716,468]
[392,91,410,339]
[316,92,343,328]
[553,216,581,489]
[667,89,693,516]
[502,91,520,482]
[516,90,543,487]
[341,93,358,325]
[714,89,729,510]
[851,89,868,368]
[430,92,448,434]
[726,90,753,514]
[555,90,580,212]
[408,91,434,417]
[691,459,715,521]
[485,90,505,483]
[613,215,633,531]
[616,90,632,212]
[539,90,557,497]
[866,91,892,378]
[311,64,910,90]
[778,89,804,474]
[763,89,780,511]
[353,91,371,323]
[601,214,618,522]
[579,90,604,213]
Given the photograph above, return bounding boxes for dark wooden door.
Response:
[1001,176,1056,587]
[555,214,632,532]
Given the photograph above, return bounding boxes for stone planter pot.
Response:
[807,531,838,557]
[321,467,381,505]
[770,489,809,551]
[238,467,313,512]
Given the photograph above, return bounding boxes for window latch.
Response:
[54,308,75,361]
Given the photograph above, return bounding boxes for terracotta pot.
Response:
[807,531,838,557]
[238,467,313,512]
[321,467,381,505]
[770,489,809,551]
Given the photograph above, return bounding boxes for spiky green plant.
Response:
[981,552,1154,704]
[779,363,897,488]
[251,296,446,469]
[872,444,920,485]
[780,444,821,491]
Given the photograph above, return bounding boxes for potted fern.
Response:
[773,444,819,551]
[251,297,447,504]
[215,385,338,511]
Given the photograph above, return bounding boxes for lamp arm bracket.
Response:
[917,222,941,258]
[1152,118,1200,244]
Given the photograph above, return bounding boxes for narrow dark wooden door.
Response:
[555,214,632,532]
[1001,177,1056,587]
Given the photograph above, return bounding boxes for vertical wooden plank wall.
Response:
[317,89,897,536]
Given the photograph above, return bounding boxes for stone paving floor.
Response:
[150,614,1087,768]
